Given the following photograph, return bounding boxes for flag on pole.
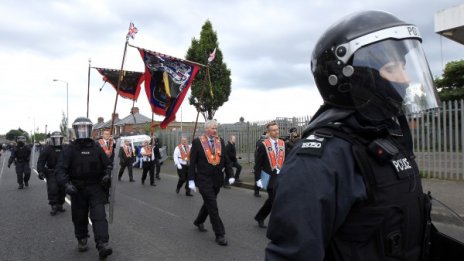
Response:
[207,47,217,64]
[95,67,144,101]
[137,47,200,129]
[127,22,138,39]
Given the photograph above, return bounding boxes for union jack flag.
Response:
[127,22,138,39]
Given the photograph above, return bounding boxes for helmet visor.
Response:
[352,39,440,117]
[73,124,92,139]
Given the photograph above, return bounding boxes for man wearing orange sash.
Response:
[173,136,192,196]
[254,121,285,228]
[117,139,135,182]
[98,130,115,162]
[188,120,234,246]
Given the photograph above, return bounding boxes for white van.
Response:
[119,134,168,164]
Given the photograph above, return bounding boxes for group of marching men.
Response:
[5,116,289,259]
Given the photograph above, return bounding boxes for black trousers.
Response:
[154,159,161,177]
[194,186,225,236]
[118,161,133,180]
[70,184,109,243]
[254,186,275,222]
[15,162,31,185]
[142,161,154,184]
[45,170,65,206]
[176,165,190,192]
[232,161,242,179]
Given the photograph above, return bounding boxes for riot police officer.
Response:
[266,11,441,260]
[56,117,113,259]
[8,136,32,189]
[37,131,66,216]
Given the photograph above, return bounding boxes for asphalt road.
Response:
[0,151,269,261]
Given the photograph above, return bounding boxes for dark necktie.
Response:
[210,139,215,154]
[274,141,278,157]
[183,145,187,152]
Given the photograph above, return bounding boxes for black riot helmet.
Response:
[311,10,440,122]
[72,117,93,140]
[16,136,26,147]
[50,131,64,146]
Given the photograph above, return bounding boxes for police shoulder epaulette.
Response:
[296,132,330,157]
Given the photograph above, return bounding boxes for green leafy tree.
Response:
[434,59,464,102]
[6,128,29,141]
[33,133,47,143]
[60,112,68,138]
[186,20,232,120]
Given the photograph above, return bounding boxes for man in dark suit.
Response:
[117,139,135,182]
[225,135,242,185]
[188,120,234,246]
[254,121,285,228]
[253,132,267,197]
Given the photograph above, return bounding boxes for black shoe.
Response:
[156,176,161,180]
[235,179,242,183]
[50,206,58,216]
[97,242,113,259]
[78,238,88,252]
[24,181,29,187]
[18,184,24,189]
[129,179,135,182]
[254,193,261,197]
[176,187,180,194]
[141,180,145,185]
[215,235,228,246]
[118,177,121,181]
[194,222,207,232]
[257,219,267,228]
[150,183,156,186]
[57,205,66,212]
[186,192,193,197]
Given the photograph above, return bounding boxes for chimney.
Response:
[112,113,119,121]
[97,117,104,123]
[131,107,140,114]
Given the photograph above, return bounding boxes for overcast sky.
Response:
[0,0,463,135]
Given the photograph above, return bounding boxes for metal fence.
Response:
[157,100,464,180]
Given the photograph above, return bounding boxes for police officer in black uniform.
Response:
[266,11,441,260]
[56,117,113,259]
[37,131,66,216]
[8,136,32,189]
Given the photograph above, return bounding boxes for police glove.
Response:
[228,178,235,185]
[101,175,111,189]
[65,183,77,195]
[177,164,182,170]
[38,172,45,180]
[188,180,197,193]
[256,179,263,189]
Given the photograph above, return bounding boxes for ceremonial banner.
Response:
[95,68,144,101]
[138,47,200,128]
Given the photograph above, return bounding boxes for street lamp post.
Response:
[53,79,69,137]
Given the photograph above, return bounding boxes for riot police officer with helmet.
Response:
[8,135,32,189]
[266,11,442,260]
[37,131,66,216]
[56,117,113,259]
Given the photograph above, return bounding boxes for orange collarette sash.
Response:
[178,144,190,161]
[123,145,132,158]
[199,135,221,166]
[144,145,153,157]
[99,139,113,157]
[263,138,285,171]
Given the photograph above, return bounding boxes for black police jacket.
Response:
[266,110,426,261]
[8,144,31,165]
[37,145,62,173]
[56,139,112,186]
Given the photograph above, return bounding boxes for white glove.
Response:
[188,180,197,192]
[228,178,235,185]
[257,179,263,188]
[177,164,182,170]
